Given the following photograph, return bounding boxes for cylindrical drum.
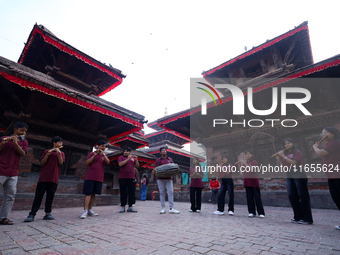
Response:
[155,163,180,178]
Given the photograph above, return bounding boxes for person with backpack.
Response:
[152,147,180,214]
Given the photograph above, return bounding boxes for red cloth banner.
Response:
[0,71,143,130]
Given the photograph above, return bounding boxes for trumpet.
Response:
[271,148,289,158]
[309,136,327,151]
[48,146,63,153]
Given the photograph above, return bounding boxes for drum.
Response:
[155,163,180,178]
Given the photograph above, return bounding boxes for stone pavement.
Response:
[0,201,340,255]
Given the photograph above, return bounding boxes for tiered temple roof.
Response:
[18,24,124,96]
[156,22,340,140]
[142,121,204,173]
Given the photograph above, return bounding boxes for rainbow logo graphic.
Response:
[196,82,222,115]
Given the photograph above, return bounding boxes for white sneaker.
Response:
[189,209,193,212]
[80,210,88,219]
[169,208,180,214]
[160,208,166,214]
[228,211,234,216]
[88,209,98,216]
[213,210,224,215]
[132,204,135,207]
[248,213,255,217]
[196,210,201,213]
[259,214,265,218]
[335,225,340,230]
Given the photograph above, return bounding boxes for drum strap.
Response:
[156,157,173,167]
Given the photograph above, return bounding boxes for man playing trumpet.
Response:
[118,147,139,213]
[312,127,340,230]
[274,138,313,225]
[24,136,64,222]
[0,122,28,225]
[80,140,110,219]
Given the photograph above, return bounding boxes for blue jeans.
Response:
[217,178,234,212]
[287,178,313,223]
[140,184,147,201]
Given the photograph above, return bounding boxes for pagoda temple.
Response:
[141,120,205,197]
[156,21,340,209]
[0,24,146,209]
[106,131,156,193]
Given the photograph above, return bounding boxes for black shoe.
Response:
[127,207,137,213]
[43,213,54,220]
[298,220,313,225]
[24,215,34,222]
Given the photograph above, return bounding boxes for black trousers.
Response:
[127,180,136,204]
[328,179,340,210]
[286,178,313,223]
[119,178,135,207]
[245,187,265,215]
[29,182,58,216]
[190,187,202,211]
[218,178,234,212]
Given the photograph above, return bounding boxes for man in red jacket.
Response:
[0,122,28,225]
[209,175,220,204]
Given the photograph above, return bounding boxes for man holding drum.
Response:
[152,147,180,214]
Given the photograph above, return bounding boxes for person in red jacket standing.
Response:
[24,136,64,222]
[312,127,340,229]
[239,150,265,218]
[209,175,220,204]
[118,147,139,213]
[0,122,28,225]
[152,147,180,214]
[80,140,110,219]
[189,157,204,212]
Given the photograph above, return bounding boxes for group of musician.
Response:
[0,122,339,230]
[188,126,339,230]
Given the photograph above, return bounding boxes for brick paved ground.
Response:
[1,201,339,254]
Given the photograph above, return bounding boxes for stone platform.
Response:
[0,201,339,254]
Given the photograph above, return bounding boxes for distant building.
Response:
[155,21,340,209]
